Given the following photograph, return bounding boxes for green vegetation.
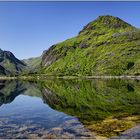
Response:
[0,49,27,76]
[0,15,140,77]
[23,56,42,74]
[42,15,140,76]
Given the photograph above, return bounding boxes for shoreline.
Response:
[0,76,17,80]
[85,75,140,80]
[0,75,140,80]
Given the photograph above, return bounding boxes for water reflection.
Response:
[0,79,140,138]
[42,79,140,138]
[43,79,140,119]
[0,80,92,139]
[0,80,26,106]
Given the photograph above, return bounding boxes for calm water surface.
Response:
[0,79,140,138]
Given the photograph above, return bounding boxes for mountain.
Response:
[23,56,42,74]
[42,15,140,76]
[0,49,26,75]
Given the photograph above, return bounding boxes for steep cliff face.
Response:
[42,15,140,76]
[0,49,26,75]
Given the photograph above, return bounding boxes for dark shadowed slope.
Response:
[0,49,27,75]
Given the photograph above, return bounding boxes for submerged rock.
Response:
[112,124,140,139]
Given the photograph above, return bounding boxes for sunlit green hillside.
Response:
[42,15,140,76]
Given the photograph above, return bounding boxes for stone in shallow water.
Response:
[28,133,40,139]
[112,124,140,139]
[19,126,28,132]
[48,127,63,136]
[45,118,95,139]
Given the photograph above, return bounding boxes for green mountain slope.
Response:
[42,15,140,76]
[0,49,27,75]
[23,56,42,73]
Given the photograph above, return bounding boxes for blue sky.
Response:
[0,2,140,59]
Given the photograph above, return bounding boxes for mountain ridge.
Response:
[79,15,134,34]
[22,56,42,73]
[0,15,139,76]
[41,15,140,76]
[0,49,27,75]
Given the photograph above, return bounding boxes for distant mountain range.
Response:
[22,56,42,74]
[1,15,140,76]
[0,49,26,75]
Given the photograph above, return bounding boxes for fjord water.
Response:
[0,79,140,139]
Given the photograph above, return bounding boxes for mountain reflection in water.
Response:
[0,79,140,138]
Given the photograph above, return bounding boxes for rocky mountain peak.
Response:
[79,15,134,34]
[96,15,132,28]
